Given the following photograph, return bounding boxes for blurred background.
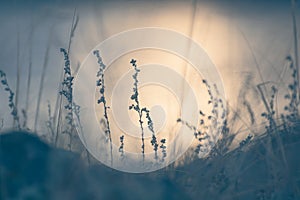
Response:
[0,0,296,140]
[1,0,300,199]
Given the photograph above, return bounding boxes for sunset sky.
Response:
[0,0,298,164]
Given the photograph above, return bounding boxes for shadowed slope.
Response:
[0,131,190,200]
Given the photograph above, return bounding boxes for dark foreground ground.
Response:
[172,129,300,200]
[1,128,300,200]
